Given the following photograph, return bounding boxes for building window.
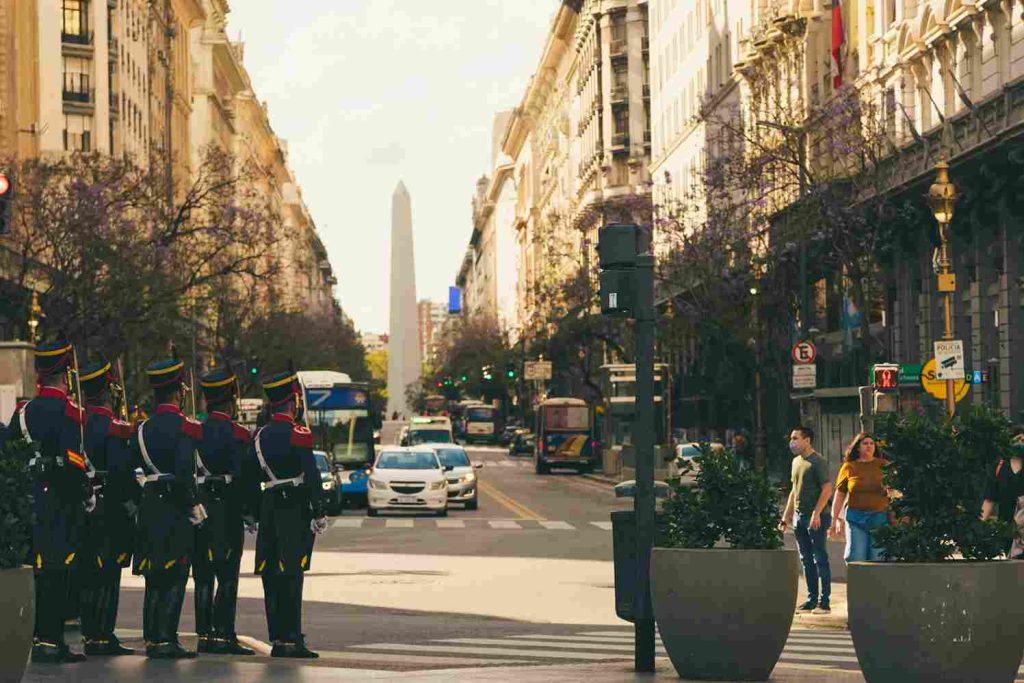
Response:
[62,57,91,102]
[63,114,92,153]
[62,0,90,38]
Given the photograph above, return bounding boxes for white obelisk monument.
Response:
[386,181,421,419]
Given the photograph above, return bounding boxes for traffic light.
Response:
[248,357,260,377]
[598,223,647,316]
[0,171,12,235]
[482,365,493,381]
[460,374,468,382]
[872,364,900,391]
[506,361,516,379]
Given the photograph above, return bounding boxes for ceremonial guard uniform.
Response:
[8,341,91,663]
[193,367,254,655]
[128,357,204,659]
[77,360,135,656]
[250,371,327,658]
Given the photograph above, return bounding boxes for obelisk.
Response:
[386,181,421,419]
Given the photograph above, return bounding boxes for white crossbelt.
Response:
[137,420,171,483]
[253,426,303,490]
[19,402,96,475]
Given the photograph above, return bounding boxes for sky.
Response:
[227,1,557,334]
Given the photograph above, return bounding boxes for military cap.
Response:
[261,370,300,406]
[79,359,114,398]
[146,357,185,390]
[199,366,237,405]
[34,339,73,377]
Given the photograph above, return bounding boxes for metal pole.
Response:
[939,222,955,416]
[633,253,656,673]
[797,133,810,337]
[752,289,767,470]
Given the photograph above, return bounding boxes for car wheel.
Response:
[436,508,448,518]
[465,498,478,511]
[367,507,379,517]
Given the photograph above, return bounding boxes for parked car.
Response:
[499,425,521,446]
[314,450,342,515]
[670,442,726,487]
[509,430,536,457]
[427,443,484,510]
[366,447,449,517]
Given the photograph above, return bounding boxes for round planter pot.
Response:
[849,561,1024,683]
[0,566,34,683]
[652,548,798,681]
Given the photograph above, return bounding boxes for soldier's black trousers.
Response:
[194,556,242,638]
[34,569,70,645]
[80,568,122,640]
[143,566,189,644]
[262,573,304,643]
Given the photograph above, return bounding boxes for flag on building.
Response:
[832,0,845,89]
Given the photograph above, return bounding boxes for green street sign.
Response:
[898,364,923,386]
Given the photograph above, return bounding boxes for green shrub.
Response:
[874,406,1015,562]
[0,439,33,569]
[658,444,783,550]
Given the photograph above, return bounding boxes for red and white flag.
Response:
[832,0,845,89]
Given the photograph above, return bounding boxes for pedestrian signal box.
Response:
[872,364,900,391]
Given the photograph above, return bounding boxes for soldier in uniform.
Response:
[128,356,204,659]
[249,370,327,658]
[76,360,135,656]
[8,340,91,663]
[193,366,255,656]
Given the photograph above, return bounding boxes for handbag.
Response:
[1008,495,1024,559]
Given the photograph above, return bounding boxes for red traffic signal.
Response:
[872,364,900,391]
[0,173,10,196]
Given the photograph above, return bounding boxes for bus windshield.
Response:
[466,406,497,421]
[308,409,374,463]
[542,405,589,431]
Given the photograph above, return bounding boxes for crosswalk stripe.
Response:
[316,650,533,667]
[590,521,613,531]
[784,645,858,655]
[488,520,522,529]
[443,637,665,654]
[435,519,465,528]
[331,518,364,528]
[385,519,414,528]
[780,652,859,664]
[538,521,574,530]
[498,461,515,467]
[349,642,628,661]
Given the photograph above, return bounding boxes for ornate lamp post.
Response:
[927,160,959,417]
[26,291,41,344]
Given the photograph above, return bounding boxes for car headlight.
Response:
[460,472,476,484]
[368,478,388,490]
[429,480,447,491]
[321,482,333,491]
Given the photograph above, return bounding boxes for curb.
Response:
[793,612,848,630]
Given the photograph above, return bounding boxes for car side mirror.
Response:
[473,462,484,469]
[444,465,454,472]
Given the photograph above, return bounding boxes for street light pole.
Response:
[633,252,656,672]
[751,285,766,470]
[927,160,959,417]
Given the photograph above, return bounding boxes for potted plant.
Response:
[0,438,34,682]
[849,407,1024,683]
[653,445,796,681]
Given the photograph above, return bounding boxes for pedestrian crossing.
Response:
[330,517,615,531]
[310,627,864,672]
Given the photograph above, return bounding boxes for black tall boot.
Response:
[269,574,316,659]
[146,572,194,660]
[208,565,253,656]
[84,572,133,656]
[193,576,214,653]
[32,570,85,664]
[78,570,99,641]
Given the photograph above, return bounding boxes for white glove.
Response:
[189,504,208,526]
[84,494,97,513]
[243,517,258,534]
[123,500,139,517]
[310,517,328,535]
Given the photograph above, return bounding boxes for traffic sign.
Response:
[791,340,817,365]
[524,361,552,381]
[793,364,817,389]
[898,364,923,386]
[920,358,969,402]
[872,364,900,391]
[934,340,965,380]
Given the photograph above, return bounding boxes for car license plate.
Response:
[397,495,417,504]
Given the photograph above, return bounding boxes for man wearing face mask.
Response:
[780,426,832,614]
[981,425,1024,556]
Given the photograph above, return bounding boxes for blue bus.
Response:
[299,371,375,509]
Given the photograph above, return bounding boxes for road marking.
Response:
[780,652,859,664]
[477,480,545,521]
[591,521,613,531]
[349,642,628,661]
[316,650,532,667]
[538,521,574,530]
[435,519,465,529]
[332,518,365,528]
[488,520,522,530]
[445,637,666,654]
[385,519,414,528]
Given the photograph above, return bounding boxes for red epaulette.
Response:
[108,419,133,440]
[15,399,28,412]
[181,417,203,440]
[232,422,252,444]
[290,424,314,449]
[65,401,86,425]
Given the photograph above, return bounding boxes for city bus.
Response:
[534,397,597,474]
[463,403,503,445]
[298,370,374,508]
[424,394,447,415]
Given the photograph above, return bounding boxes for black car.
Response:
[499,425,521,446]
[509,431,536,457]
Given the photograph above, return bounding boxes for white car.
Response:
[427,443,484,510]
[367,447,449,517]
[670,442,726,486]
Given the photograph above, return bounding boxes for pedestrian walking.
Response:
[129,354,205,659]
[249,370,327,658]
[77,360,135,656]
[779,426,833,614]
[981,425,1024,556]
[193,366,255,656]
[8,339,91,663]
[829,433,889,563]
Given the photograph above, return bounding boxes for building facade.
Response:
[417,299,448,365]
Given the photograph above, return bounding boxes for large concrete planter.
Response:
[652,548,798,680]
[849,561,1024,683]
[0,567,34,683]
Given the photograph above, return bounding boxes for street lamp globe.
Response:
[927,160,958,225]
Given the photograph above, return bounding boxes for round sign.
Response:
[791,340,817,365]
[920,358,969,402]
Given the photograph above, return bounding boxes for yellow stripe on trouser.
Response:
[301,555,308,569]
[257,560,266,573]
[64,553,75,565]
[164,559,176,569]
[36,554,42,569]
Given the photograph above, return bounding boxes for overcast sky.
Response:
[227,1,555,334]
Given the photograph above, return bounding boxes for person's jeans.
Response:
[794,511,831,605]
[844,509,889,563]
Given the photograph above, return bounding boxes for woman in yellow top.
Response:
[829,433,889,562]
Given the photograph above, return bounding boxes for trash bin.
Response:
[611,509,665,623]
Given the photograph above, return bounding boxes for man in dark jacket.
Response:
[193,366,254,655]
[250,370,326,658]
[128,356,203,659]
[8,340,91,663]
[77,360,135,656]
